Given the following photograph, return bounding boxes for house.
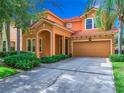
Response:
[0,23,22,52]
[22,8,116,57]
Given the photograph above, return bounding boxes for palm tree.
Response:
[87,0,124,54]
[94,10,116,31]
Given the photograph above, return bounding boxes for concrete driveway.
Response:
[0,58,115,93]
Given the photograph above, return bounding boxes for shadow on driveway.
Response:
[0,57,116,93]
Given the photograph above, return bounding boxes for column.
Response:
[36,35,39,58]
[52,32,55,56]
[62,36,65,55]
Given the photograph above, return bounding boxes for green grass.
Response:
[112,62,124,93]
[0,66,16,79]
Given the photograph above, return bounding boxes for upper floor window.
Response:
[86,19,93,29]
[66,23,72,28]
[86,18,97,30]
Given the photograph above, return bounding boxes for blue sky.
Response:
[35,0,89,19]
[34,0,118,28]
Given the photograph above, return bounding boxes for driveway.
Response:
[0,58,115,93]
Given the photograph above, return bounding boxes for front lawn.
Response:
[112,62,124,93]
[0,66,16,79]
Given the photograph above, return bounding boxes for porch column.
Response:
[62,36,65,54]
[36,35,40,58]
[68,38,71,55]
[52,31,55,55]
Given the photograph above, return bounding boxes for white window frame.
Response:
[85,18,96,30]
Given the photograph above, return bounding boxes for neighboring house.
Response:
[0,23,22,52]
[22,8,117,57]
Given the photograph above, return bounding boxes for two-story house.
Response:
[22,8,117,57]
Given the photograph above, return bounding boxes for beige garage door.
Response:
[73,41,111,57]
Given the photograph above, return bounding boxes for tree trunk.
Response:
[5,22,10,51]
[17,28,20,55]
[118,19,123,54]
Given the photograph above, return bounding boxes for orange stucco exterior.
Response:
[22,8,116,57]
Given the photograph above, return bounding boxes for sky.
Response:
[34,0,118,28]
[35,0,89,19]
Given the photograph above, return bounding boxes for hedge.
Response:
[0,51,28,58]
[40,54,71,63]
[109,54,124,62]
[4,53,40,70]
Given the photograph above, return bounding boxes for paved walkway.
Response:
[0,58,116,93]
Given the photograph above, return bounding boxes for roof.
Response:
[80,7,97,18]
[63,7,97,22]
[30,17,73,33]
[72,30,118,37]
[44,10,64,22]
[64,17,82,22]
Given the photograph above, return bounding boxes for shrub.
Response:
[40,54,71,63]
[0,51,28,58]
[110,54,124,62]
[4,53,40,70]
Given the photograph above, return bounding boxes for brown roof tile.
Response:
[72,30,118,37]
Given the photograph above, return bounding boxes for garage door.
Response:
[73,41,111,57]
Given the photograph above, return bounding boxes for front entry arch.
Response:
[36,29,52,57]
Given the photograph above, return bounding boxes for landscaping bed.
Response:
[0,51,29,58]
[110,54,124,93]
[4,52,40,70]
[0,66,16,79]
[40,54,71,64]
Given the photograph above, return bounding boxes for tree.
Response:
[13,0,61,54]
[94,10,116,31]
[12,0,35,54]
[0,0,15,51]
[0,0,60,54]
[86,0,124,54]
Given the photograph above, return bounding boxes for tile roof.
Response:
[64,17,82,22]
[72,30,118,37]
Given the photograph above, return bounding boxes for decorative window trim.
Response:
[26,38,36,52]
[39,37,44,52]
[66,23,72,28]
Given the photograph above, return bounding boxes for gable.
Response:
[80,8,97,18]
[45,11,65,26]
